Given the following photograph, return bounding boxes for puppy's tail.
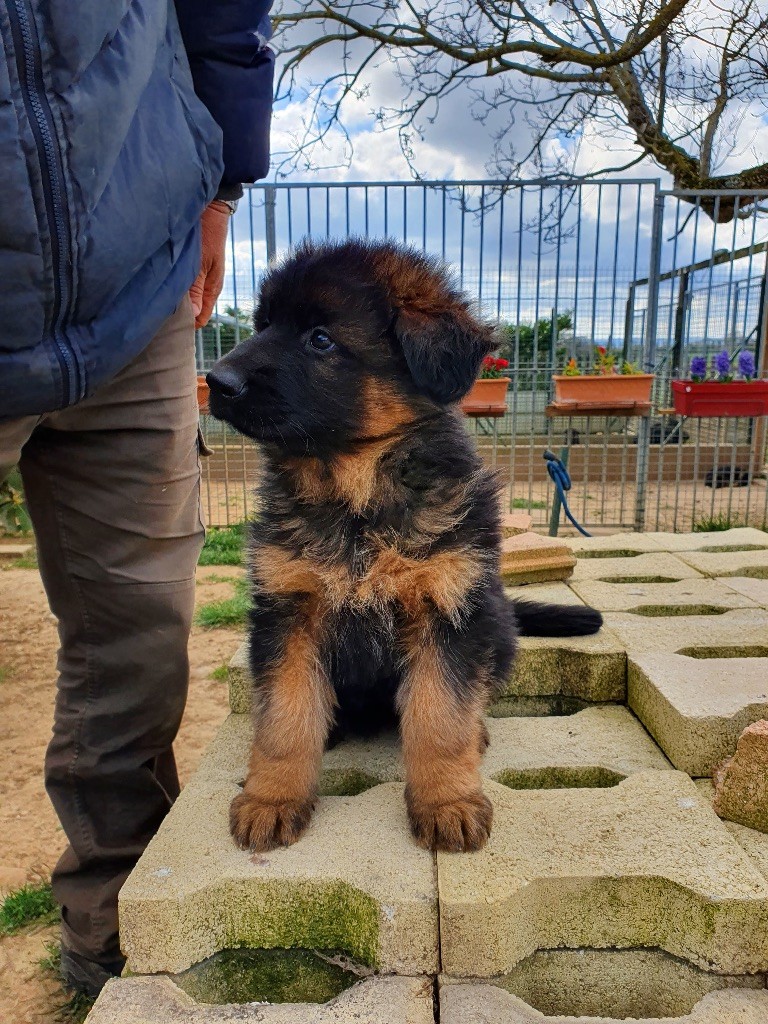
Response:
[511,600,603,637]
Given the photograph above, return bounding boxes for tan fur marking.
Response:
[398,635,492,850]
[252,544,350,607]
[355,546,484,620]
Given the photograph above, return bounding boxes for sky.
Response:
[213,10,768,353]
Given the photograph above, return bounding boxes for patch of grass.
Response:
[198,573,238,585]
[511,498,548,510]
[198,524,247,566]
[0,666,9,684]
[211,663,229,682]
[39,942,95,1024]
[692,513,745,532]
[4,551,38,570]
[0,881,57,934]
[195,577,250,629]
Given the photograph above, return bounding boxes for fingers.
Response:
[189,201,231,329]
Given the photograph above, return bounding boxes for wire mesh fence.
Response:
[198,180,768,534]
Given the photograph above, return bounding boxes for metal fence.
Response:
[198,180,768,533]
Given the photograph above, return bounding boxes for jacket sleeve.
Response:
[174,1,275,195]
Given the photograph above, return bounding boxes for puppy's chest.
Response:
[252,531,480,620]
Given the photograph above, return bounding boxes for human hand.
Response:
[189,201,231,329]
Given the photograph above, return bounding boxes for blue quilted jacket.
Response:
[0,0,273,417]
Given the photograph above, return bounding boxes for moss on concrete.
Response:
[171,947,362,1005]
[494,766,625,789]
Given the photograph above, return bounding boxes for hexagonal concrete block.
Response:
[568,578,758,614]
[440,984,768,1024]
[87,975,435,1024]
[571,552,703,583]
[628,654,768,776]
[604,608,768,657]
[194,707,669,799]
[569,532,665,557]
[675,548,768,579]
[437,773,768,977]
[718,576,768,608]
[645,528,768,553]
[505,630,627,703]
[119,782,438,977]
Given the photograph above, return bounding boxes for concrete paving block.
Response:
[718,576,768,607]
[440,984,768,1024]
[441,948,766,1020]
[228,642,251,714]
[568,532,665,556]
[119,782,438,976]
[568,577,758,614]
[505,629,627,703]
[645,528,768,553]
[505,582,585,604]
[196,707,669,798]
[483,706,671,787]
[695,779,768,880]
[628,654,768,776]
[437,772,768,977]
[675,548,768,579]
[571,552,702,583]
[87,975,435,1024]
[605,608,768,656]
[500,533,576,585]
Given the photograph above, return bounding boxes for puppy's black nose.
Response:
[207,365,247,399]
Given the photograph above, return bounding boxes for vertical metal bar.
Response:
[634,186,664,531]
[478,185,486,309]
[264,185,277,263]
[548,446,570,536]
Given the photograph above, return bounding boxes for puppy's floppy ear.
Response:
[394,306,495,404]
[370,243,496,405]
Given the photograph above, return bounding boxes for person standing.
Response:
[0,0,273,996]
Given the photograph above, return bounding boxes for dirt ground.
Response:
[0,561,244,1022]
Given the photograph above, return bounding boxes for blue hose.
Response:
[543,450,592,538]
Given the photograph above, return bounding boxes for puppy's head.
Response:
[207,239,494,456]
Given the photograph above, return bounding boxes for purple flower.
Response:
[714,350,732,380]
[738,350,756,380]
[689,356,707,382]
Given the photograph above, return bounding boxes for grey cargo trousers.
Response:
[0,298,204,962]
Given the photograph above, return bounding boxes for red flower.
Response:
[597,346,607,355]
[482,356,494,367]
[496,358,509,368]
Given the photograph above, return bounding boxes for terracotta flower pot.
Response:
[671,379,768,417]
[460,377,510,415]
[197,375,210,414]
[551,373,654,408]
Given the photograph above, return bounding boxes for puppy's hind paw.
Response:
[229,793,314,852]
[407,792,493,853]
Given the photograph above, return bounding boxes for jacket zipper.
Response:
[7,0,81,406]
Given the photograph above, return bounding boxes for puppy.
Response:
[207,239,602,853]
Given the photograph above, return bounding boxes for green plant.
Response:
[497,312,573,365]
[0,881,57,934]
[198,524,247,566]
[195,577,250,628]
[511,498,548,510]
[693,513,746,532]
[560,349,643,377]
[39,942,95,1024]
[0,469,32,536]
[211,663,229,682]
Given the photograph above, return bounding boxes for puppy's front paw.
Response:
[407,791,493,852]
[229,793,314,851]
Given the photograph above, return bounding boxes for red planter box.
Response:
[671,379,768,418]
[460,377,510,416]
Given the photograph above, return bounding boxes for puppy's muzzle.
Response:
[207,365,248,400]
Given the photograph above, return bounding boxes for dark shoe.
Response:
[60,946,126,999]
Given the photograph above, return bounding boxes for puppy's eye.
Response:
[307,328,336,353]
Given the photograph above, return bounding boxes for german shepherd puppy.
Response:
[207,239,602,854]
